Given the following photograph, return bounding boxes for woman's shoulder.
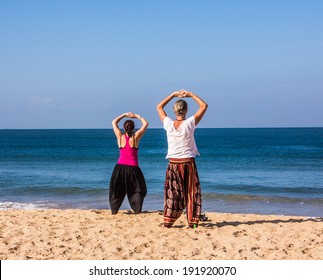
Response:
[163,116,173,128]
[184,116,196,129]
[164,116,173,123]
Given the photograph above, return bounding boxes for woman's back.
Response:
[163,116,199,159]
[117,134,139,166]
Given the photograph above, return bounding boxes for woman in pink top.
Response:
[157,90,208,228]
[109,112,149,214]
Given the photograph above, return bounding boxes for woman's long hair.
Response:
[123,120,135,136]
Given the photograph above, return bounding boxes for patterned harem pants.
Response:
[164,157,202,227]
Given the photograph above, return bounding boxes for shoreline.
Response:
[1,200,322,219]
[0,209,322,260]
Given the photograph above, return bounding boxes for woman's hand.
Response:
[172,89,187,98]
[126,112,144,119]
[171,91,180,98]
[124,112,136,118]
[177,89,193,98]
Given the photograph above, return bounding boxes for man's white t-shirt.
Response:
[163,116,200,159]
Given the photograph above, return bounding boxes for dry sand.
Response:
[0,209,322,260]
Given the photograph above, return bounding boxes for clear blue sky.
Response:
[1,0,322,128]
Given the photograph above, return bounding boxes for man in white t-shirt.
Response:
[156,89,208,228]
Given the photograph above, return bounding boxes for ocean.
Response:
[0,128,322,217]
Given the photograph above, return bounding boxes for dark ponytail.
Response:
[123,120,135,136]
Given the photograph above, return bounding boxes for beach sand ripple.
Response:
[0,210,322,260]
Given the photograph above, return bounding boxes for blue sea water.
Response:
[0,128,322,217]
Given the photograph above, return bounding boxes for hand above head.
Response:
[171,91,180,97]
[125,112,136,118]
[172,89,187,98]
[177,89,193,98]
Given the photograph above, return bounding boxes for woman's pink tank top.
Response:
[117,134,139,167]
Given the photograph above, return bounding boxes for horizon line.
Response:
[1,126,323,130]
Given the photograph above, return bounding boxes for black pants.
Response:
[109,164,147,214]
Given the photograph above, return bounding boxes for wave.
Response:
[1,186,108,197]
[0,201,59,210]
[202,192,323,205]
[205,184,323,195]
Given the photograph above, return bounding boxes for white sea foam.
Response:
[0,201,58,210]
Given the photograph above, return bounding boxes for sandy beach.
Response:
[0,209,322,260]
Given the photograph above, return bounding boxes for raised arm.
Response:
[156,91,179,122]
[131,113,149,140]
[183,91,208,125]
[111,113,128,139]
